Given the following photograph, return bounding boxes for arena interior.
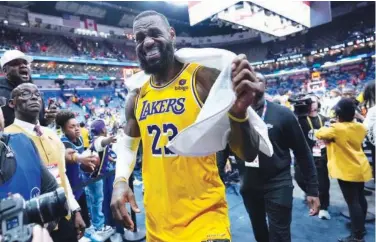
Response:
[0,1,375,242]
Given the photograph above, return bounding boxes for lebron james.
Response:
[111,11,261,242]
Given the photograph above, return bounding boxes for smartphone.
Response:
[48,99,55,109]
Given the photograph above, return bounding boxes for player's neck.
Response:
[152,59,184,86]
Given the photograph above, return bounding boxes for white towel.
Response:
[125,48,273,157]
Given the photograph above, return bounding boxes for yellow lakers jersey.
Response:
[135,63,230,242]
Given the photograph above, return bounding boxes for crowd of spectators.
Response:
[31,62,124,79]
[265,59,375,97]
[0,26,137,62]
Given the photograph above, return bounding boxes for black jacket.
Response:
[218,101,319,197]
[0,77,47,127]
[298,114,328,159]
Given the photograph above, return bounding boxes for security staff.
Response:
[295,95,331,220]
[219,74,320,242]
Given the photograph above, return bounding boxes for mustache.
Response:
[138,43,174,74]
[138,45,164,61]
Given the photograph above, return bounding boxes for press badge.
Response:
[312,146,321,157]
[245,155,260,168]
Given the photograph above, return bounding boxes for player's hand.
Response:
[307,196,320,216]
[79,155,97,172]
[44,104,58,125]
[230,54,263,118]
[109,135,117,143]
[111,181,141,231]
[74,211,86,239]
[65,148,76,161]
[31,224,53,242]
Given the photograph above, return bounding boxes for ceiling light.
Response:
[166,1,188,6]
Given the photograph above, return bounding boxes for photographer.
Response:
[293,94,331,220]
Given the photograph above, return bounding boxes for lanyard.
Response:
[261,100,268,121]
[307,115,323,130]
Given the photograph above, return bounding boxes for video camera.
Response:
[288,93,313,117]
[0,188,68,242]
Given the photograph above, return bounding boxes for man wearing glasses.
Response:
[0,94,59,218]
[5,83,87,242]
[0,50,57,127]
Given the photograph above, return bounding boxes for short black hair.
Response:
[56,110,75,130]
[80,122,85,128]
[335,98,355,122]
[133,10,170,28]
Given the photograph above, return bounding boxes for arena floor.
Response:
[128,177,375,242]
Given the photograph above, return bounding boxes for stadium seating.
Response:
[0,26,136,62]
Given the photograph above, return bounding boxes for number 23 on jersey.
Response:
[147,123,178,156]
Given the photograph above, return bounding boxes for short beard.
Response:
[7,73,32,87]
[138,42,175,75]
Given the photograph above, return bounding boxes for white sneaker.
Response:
[318,210,331,220]
[84,225,95,239]
[110,233,123,242]
[91,225,115,242]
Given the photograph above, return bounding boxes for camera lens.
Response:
[24,188,68,224]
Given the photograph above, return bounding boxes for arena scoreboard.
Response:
[188,1,332,37]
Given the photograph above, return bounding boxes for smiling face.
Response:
[133,14,175,75]
[11,83,42,119]
[4,58,31,85]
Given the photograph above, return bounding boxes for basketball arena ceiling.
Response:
[1,1,370,37]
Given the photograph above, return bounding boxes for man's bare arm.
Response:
[195,67,259,161]
[113,88,141,182]
[111,88,141,232]
[124,89,141,137]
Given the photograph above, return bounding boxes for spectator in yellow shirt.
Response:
[80,122,90,149]
[316,98,372,242]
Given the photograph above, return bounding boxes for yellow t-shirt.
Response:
[135,63,230,242]
[315,122,372,182]
[80,127,90,148]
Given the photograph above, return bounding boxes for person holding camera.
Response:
[294,95,331,220]
[0,50,57,128]
[316,98,372,242]
[4,83,86,242]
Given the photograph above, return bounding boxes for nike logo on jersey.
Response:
[139,98,186,121]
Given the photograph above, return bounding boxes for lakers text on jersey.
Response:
[135,63,231,242]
